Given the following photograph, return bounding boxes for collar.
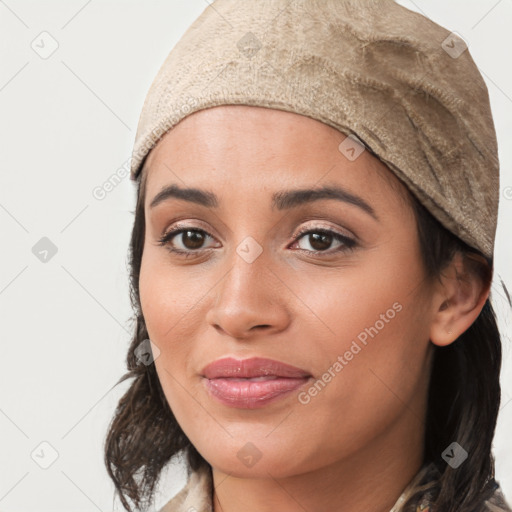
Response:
[157,462,507,512]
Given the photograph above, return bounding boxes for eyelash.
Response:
[157,224,357,259]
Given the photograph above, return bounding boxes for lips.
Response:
[202,357,311,379]
[201,357,312,409]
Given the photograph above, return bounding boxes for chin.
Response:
[194,437,313,480]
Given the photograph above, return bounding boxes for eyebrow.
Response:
[149,183,378,221]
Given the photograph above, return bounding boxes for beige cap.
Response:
[130,0,500,259]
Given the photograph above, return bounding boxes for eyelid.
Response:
[293,220,355,240]
[158,220,218,241]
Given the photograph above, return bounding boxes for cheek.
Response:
[139,248,203,345]
[139,247,218,387]
[139,251,210,426]
[287,249,427,355]
[291,251,431,421]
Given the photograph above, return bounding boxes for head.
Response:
[105,105,502,512]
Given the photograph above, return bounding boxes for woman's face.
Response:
[139,105,436,478]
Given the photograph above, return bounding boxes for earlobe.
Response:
[429,253,491,347]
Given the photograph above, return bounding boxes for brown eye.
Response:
[179,230,206,250]
[293,228,357,254]
[305,232,333,251]
[157,228,217,254]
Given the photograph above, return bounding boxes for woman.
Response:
[104,1,511,511]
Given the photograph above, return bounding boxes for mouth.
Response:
[201,357,312,409]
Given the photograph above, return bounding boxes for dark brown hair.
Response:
[104,163,507,512]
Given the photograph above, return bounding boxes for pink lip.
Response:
[201,357,312,409]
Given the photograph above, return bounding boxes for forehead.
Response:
[141,105,411,211]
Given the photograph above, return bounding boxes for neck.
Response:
[212,408,426,512]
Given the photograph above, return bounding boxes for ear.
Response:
[429,252,491,347]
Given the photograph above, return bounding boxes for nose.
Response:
[205,246,291,341]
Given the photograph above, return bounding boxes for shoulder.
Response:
[158,464,213,512]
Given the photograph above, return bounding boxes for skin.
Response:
[139,105,490,512]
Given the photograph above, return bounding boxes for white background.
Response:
[0,1,511,510]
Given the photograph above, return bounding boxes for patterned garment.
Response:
[388,463,511,512]
[158,462,512,512]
